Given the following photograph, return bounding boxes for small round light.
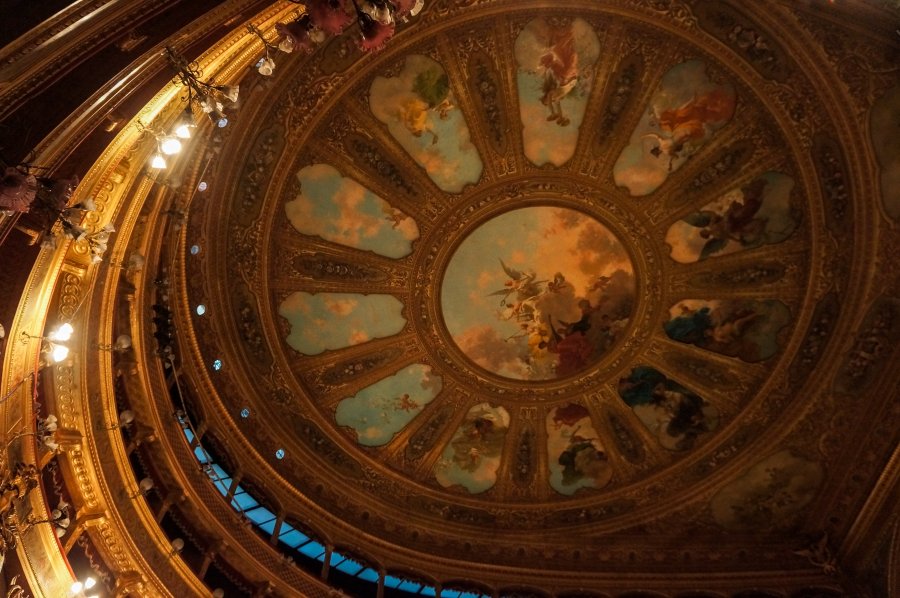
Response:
[213,589,225,598]
[84,577,97,590]
[190,244,200,255]
[151,154,167,169]
[70,581,83,593]
[275,448,285,460]
[118,410,135,426]
[50,344,70,363]
[138,477,154,492]
[240,408,250,418]
[173,123,192,139]
[51,322,74,341]
[160,137,182,155]
[217,117,228,128]
[196,304,206,316]
[197,181,208,192]
[212,359,222,371]
[171,537,185,552]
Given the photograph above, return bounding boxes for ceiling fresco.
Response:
[441,206,635,381]
[166,0,900,592]
[515,17,601,166]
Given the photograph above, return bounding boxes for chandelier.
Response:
[271,0,425,64]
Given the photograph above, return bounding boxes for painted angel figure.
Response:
[522,24,583,126]
[643,87,736,170]
[683,177,769,260]
[488,259,545,307]
[398,66,453,144]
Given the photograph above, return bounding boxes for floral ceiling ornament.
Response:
[277,0,425,53]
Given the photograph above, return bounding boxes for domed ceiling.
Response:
[162,0,900,592]
[7,0,898,596]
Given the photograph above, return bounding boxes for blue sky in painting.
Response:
[285,164,419,259]
[278,292,406,355]
[369,54,483,193]
[546,405,610,495]
[335,364,442,446]
[514,18,600,166]
[665,171,796,263]
[434,403,509,494]
[613,60,736,196]
[441,207,633,379]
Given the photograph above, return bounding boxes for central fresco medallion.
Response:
[441,206,636,381]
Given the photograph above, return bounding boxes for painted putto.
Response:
[285,163,419,259]
[441,207,635,381]
[279,292,406,355]
[434,403,510,494]
[335,364,442,446]
[370,54,483,192]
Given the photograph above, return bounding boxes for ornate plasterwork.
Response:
[9,0,880,594]
[170,1,898,585]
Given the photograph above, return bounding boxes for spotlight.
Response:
[150,154,167,169]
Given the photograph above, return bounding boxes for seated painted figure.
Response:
[617,366,719,451]
[663,299,791,362]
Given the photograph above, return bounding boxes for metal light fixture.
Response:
[21,325,74,364]
[130,476,155,498]
[150,153,168,169]
[159,136,183,155]
[164,46,239,126]
[173,107,195,139]
[103,409,135,430]
[97,334,132,352]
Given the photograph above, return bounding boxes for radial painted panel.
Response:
[614,60,736,196]
[285,164,419,258]
[617,366,719,451]
[546,403,612,495]
[514,17,601,166]
[435,403,510,494]
[666,172,797,263]
[711,450,823,532]
[369,54,483,193]
[335,364,442,446]
[663,299,790,362]
[441,207,635,380]
[278,292,406,355]
[870,84,900,219]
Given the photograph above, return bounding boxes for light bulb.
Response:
[50,344,70,363]
[213,590,225,598]
[160,137,182,155]
[70,581,83,593]
[118,410,135,426]
[84,577,97,589]
[50,322,74,341]
[115,334,132,349]
[171,538,185,552]
[138,477,154,492]
[174,123,192,139]
[150,154,167,169]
